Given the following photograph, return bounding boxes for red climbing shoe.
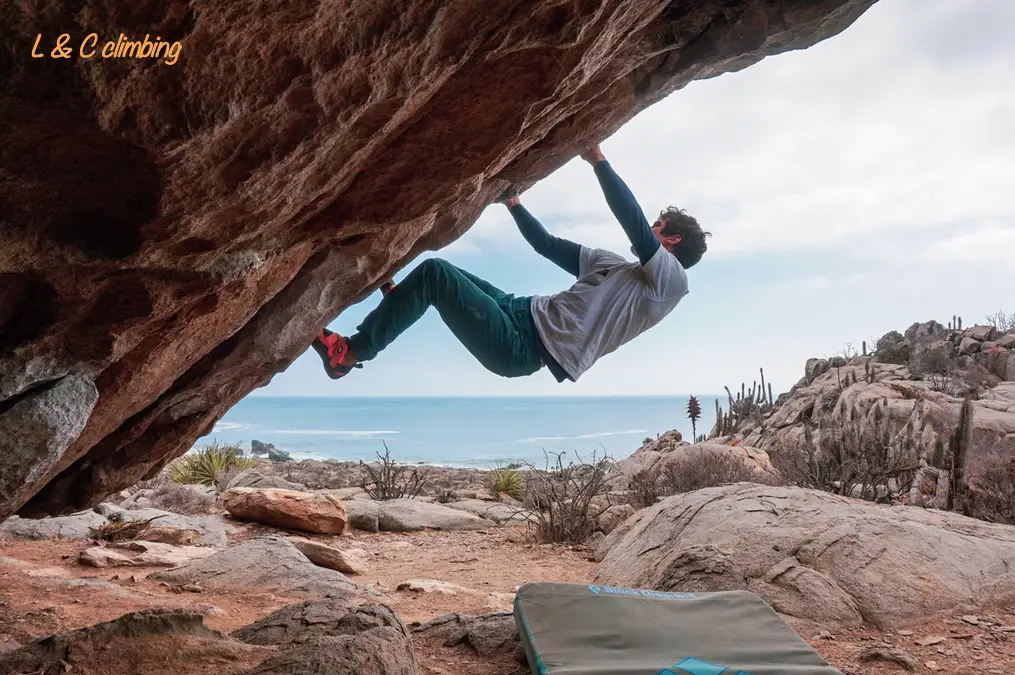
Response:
[311,329,360,379]
[380,280,396,296]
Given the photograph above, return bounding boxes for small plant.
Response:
[523,451,617,544]
[435,489,458,504]
[490,466,525,500]
[147,483,218,515]
[89,514,159,542]
[360,442,427,501]
[686,396,702,441]
[627,469,660,509]
[168,442,256,486]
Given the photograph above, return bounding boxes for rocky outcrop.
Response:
[1,1,877,520]
[222,487,348,535]
[226,470,306,492]
[376,498,494,532]
[616,432,779,488]
[231,596,374,646]
[410,612,525,663]
[595,484,1015,629]
[149,535,364,597]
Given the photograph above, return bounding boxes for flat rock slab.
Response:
[596,484,1015,629]
[79,546,136,568]
[227,470,306,492]
[444,499,533,526]
[117,508,229,547]
[377,499,494,532]
[396,579,471,595]
[222,488,348,535]
[0,511,108,539]
[286,537,367,575]
[149,535,363,597]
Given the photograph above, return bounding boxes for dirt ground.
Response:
[2,525,1014,674]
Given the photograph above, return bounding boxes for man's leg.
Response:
[339,258,541,377]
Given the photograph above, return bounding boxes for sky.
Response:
[258,0,1015,399]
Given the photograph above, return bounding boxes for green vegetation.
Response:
[168,442,256,486]
[490,466,525,500]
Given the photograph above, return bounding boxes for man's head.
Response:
[650,206,711,268]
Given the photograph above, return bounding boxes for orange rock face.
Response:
[222,488,349,535]
[0,0,876,518]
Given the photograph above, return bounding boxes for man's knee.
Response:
[413,257,454,283]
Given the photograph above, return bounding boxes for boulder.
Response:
[78,546,136,568]
[396,579,469,595]
[222,487,347,535]
[119,540,217,566]
[616,441,778,489]
[112,508,228,547]
[286,537,367,575]
[226,470,306,492]
[238,604,418,675]
[959,336,981,356]
[2,0,879,521]
[149,535,363,597]
[410,612,525,663]
[231,595,372,646]
[0,511,107,540]
[597,504,636,534]
[596,484,1015,629]
[377,499,494,532]
[343,499,381,532]
[965,325,998,342]
[904,320,948,345]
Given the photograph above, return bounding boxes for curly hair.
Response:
[657,206,711,269]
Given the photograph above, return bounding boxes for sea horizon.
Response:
[199,395,724,469]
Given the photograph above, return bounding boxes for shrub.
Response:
[148,483,218,515]
[773,399,920,503]
[168,442,256,486]
[523,451,617,544]
[361,443,427,501]
[89,514,158,542]
[657,450,775,495]
[963,433,1015,525]
[435,489,458,504]
[627,469,660,509]
[490,467,525,500]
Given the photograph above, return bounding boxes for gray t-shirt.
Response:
[529,244,689,381]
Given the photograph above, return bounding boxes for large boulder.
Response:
[1,0,878,521]
[0,510,108,540]
[443,499,534,525]
[237,603,418,675]
[376,499,494,532]
[596,484,1015,629]
[286,537,368,575]
[222,487,348,535]
[227,470,305,492]
[149,535,364,597]
[410,612,525,663]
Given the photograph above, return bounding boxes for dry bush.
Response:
[148,483,218,515]
[361,443,427,501]
[434,489,458,504]
[773,399,920,503]
[522,451,617,544]
[963,433,1015,524]
[89,514,158,542]
[627,469,660,509]
[657,451,778,495]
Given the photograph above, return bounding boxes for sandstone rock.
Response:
[286,537,367,575]
[997,334,1015,350]
[1,0,878,521]
[596,484,1015,628]
[444,499,533,525]
[805,358,831,383]
[377,499,493,532]
[79,546,136,568]
[149,536,363,597]
[597,504,636,534]
[0,609,266,675]
[231,595,372,646]
[227,470,305,492]
[965,325,998,342]
[0,511,108,540]
[410,612,525,663]
[222,488,347,535]
[115,508,228,547]
[905,320,948,346]
[959,337,981,356]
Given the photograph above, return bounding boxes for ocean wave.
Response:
[520,429,648,442]
[212,422,255,432]
[272,429,400,437]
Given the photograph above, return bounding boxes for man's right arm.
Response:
[505,198,582,278]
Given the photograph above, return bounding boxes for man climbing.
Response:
[311,144,711,383]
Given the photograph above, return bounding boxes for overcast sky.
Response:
[258,0,1015,399]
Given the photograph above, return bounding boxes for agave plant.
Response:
[168,442,256,486]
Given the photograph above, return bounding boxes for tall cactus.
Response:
[947,395,973,513]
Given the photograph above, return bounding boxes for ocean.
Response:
[197,396,721,468]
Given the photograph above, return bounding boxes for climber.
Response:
[311,144,711,383]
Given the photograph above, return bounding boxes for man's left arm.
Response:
[581,145,660,266]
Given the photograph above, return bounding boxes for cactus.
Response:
[947,395,973,513]
[958,316,963,330]
[862,340,867,356]
[686,395,702,441]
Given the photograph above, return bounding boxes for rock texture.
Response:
[149,535,364,597]
[231,596,373,647]
[595,484,1015,629]
[222,487,348,534]
[410,612,525,663]
[616,432,779,488]
[1,0,877,519]
[286,537,368,575]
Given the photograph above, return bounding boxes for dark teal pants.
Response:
[347,258,545,378]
